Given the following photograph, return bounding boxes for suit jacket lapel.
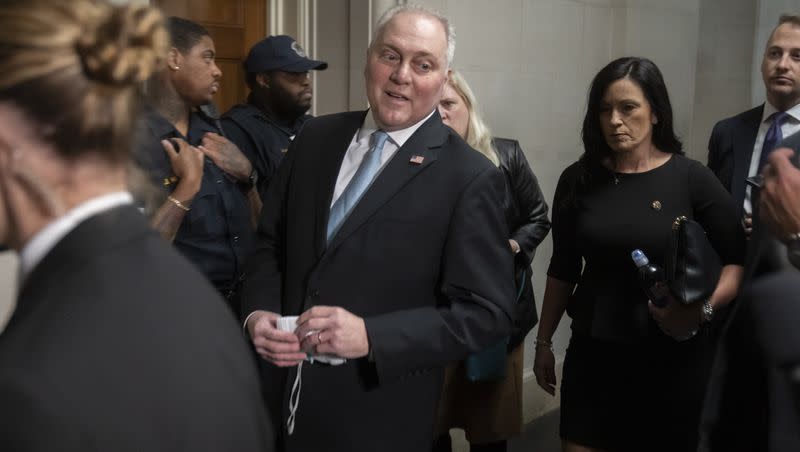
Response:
[731,105,763,213]
[325,112,447,254]
[313,110,369,258]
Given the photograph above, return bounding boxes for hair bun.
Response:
[76,3,167,85]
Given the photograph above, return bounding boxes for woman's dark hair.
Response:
[167,16,209,52]
[580,57,683,179]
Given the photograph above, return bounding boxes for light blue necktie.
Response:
[326,130,390,242]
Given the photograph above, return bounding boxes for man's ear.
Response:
[256,73,271,89]
[167,48,181,71]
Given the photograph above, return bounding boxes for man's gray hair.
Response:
[371,4,455,67]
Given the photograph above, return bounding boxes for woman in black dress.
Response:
[533,57,744,452]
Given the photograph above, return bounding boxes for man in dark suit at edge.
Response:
[708,14,800,240]
[700,17,800,451]
[701,146,800,451]
[240,4,514,452]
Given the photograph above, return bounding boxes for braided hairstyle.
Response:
[0,0,167,163]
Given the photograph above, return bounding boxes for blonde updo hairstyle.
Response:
[0,0,167,164]
[446,71,499,167]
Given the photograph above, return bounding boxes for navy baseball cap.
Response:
[244,35,328,73]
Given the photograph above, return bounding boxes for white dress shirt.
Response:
[744,102,800,214]
[19,191,133,281]
[330,109,436,206]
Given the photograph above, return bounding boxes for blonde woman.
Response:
[0,1,271,449]
[434,71,551,452]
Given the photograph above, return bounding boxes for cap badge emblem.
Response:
[291,41,307,58]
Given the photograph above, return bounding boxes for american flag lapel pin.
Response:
[409,155,425,165]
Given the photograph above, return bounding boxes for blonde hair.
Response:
[447,71,499,167]
[0,0,167,163]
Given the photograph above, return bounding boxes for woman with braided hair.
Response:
[0,1,272,450]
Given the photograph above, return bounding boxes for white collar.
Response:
[762,101,800,123]
[19,191,133,280]
[359,109,437,148]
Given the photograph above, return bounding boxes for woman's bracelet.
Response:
[534,338,553,352]
[167,195,190,212]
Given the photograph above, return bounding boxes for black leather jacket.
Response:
[494,137,551,349]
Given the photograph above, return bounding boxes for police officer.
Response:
[221,35,327,198]
[133,17,257,312]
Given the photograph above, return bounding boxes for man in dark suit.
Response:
[708,14,800,239]
[0,1,271,450]
[240,5,514,452]
[744,132,800,281]
[701,147,800,451]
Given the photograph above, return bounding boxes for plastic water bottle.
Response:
[631,249,670,307]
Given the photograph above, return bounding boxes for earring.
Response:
[172,66,180,71]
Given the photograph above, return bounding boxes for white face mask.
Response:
[276,315,346,435]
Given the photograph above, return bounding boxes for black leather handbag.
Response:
[664,216,722,304]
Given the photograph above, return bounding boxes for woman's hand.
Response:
[162,138,204,201]
[648,296,702,340]
[533,343,557,396]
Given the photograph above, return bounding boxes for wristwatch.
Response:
[244,167,259,189]
[786,232,800,270]
[701,300,714,324]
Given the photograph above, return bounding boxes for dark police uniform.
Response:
[221,98,310,198]
[132,107,254,308]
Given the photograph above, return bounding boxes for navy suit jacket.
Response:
[701,128,800,452]
[707,105,763,219]
[701,271,800,452]
[240,110,515,452]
